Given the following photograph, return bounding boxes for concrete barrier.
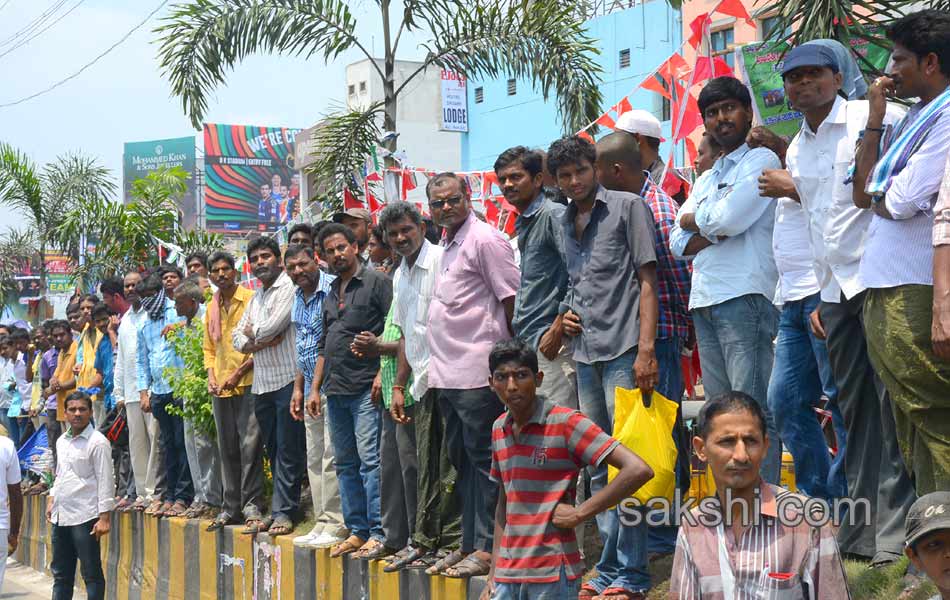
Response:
[16,494,487,599]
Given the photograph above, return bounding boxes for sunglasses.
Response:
[428,195,465,210]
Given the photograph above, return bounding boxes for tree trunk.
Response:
[381,0,398,168]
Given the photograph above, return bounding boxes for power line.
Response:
[0,0,71,49]
[0,0,88,60]
[0,0,13,14]
[0,0,169,109]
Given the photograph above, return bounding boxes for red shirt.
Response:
[490,398,619,583]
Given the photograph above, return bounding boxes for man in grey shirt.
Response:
[493,146,576,409]
[548,134,659,598]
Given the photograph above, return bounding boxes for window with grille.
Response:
[347,84,356,96]
[359,81,367,92]
[475,87,484,103]
[619,49,631,69]
[507,79,517,96]
[760,15,790,40]
[710,28,735,69]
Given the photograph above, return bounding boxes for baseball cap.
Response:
[331,208,371,223]
[781,45,840,77]
[614,109,666,141]
[905,491,950,548]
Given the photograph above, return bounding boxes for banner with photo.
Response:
[204,124,302,233]
[738,36,892,139]
[123,137,198,229]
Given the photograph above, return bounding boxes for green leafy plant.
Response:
[163,321,216,438]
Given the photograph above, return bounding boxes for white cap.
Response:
[614,109,665,141]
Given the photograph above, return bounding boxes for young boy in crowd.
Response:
[905,492,950,600]
[89,303,115,414]
[482,338,654,599]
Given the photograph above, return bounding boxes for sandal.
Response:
[355,539,397,560]
[164,501,189,518]
[242,516,272,535]
[132,498,149,512]
[579,583,599,599]
[182,502,204,519]
[385,546,426,572]
[443,553,491,578]
[596,588,646,599]
[425,548,465,575]
[149,500,171,517]
[267,516,294,537]
[330,535,367,558]
[207,513,237,532]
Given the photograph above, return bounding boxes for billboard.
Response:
[123,137,198,229]
[440,70,468,132]
[204,124,302,233]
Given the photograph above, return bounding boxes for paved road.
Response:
[1,559,86,599]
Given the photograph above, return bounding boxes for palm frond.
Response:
[172,229,224,257]
[0,142,44,230]
[305,103,384,212]
[156,0,362,129]
[0,228,38,308]
[410,0,604,134]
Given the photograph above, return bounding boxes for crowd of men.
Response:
[1,8,949,600]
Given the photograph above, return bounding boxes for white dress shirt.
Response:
[391,240,444,400]
[772,198,820,305]
[49,423,115,526]
[0,437,20,530]
[113,307,146,404]
[859,100,950,288]
[787,97,906,302]
[233,271,297,394]
[670,143,781,309]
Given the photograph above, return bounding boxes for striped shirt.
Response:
[392,240,442,400]
[934,151,950,247]
[669,483,851,599]
[489,398,619,584]
[292,271,335,396]
[379,303,412,409]
[233,271,297,394]
[642,176,692,341]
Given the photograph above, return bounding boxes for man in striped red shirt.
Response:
[483,338,654,600]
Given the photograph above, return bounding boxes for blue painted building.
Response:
[461,1,684,171]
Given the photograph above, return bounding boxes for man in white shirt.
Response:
[851,10,950,499]
[670,76,783,483]
[0,432,23,590]
[47,391,114,600]
[773,43,915,566]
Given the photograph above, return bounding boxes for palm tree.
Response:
[155,0,605,207]
[0,144,115,318]
[0,228,38,310]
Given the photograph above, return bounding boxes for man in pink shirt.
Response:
[425,172,520,578]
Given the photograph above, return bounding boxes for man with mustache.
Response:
[233,237,303,536]
[670,391,850,599]
[670,76,783,485]
[311,225,393,559]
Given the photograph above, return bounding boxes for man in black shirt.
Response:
[311,224,393,559]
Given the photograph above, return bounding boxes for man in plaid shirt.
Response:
[595,131,694,555]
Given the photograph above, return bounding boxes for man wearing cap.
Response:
[332,208,372,258]
[904,491,950,599]
[759,42,914,567]
[669,76,784,484]
[614,109,685,202]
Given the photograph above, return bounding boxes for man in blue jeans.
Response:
[548,134,659,599]
[313,223,392,559]
[670,76,783,484]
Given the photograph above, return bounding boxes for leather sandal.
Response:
[330,535,367,558]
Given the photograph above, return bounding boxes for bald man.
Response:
[595,132,694,557]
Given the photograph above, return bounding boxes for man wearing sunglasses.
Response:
[424,172,520,578]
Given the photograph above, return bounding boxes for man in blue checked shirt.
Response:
[285,244,346,548]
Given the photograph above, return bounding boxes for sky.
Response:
[0,0,427,232]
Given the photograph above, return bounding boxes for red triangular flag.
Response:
[672,93,704,141]
[685,136,699,168]
[578,130,594,142]
[484,197,500,227]
[659,53,692,83]
[640,75,671,100]
[693,56,734,82]
[688,13,710,49]
[715,0,755,26]
[596,113,617,129]
[617,97,633,115]
[343,187,363,209]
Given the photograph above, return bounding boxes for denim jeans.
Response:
[576,348,649,593]
[492,565,581,599]
[692,294,782,483]
[254,382,306,521]
[51,519,105,600]
[767,293,848,500]
[326,386,383,542]
[151,393,193,504]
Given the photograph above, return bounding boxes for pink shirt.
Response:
[427,211,520,389]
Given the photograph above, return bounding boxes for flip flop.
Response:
[579,583,599,599]
[425,548,465,575]
[443,553,491,579]
[207,513,238,532]
[242,516,272,535]
[595,588,646,600]
[267,516,294,536]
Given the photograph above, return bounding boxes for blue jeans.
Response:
[767,293,848,500]
[151,393,193,504]
[576,348,649,593]
[492,565,581,599]
[326,386,383,542]
[692,294,782,484]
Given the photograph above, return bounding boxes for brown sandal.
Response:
[163,500,189,518]
[330,535,367,558]
[443,553,491,578]
[425,548,465,575]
